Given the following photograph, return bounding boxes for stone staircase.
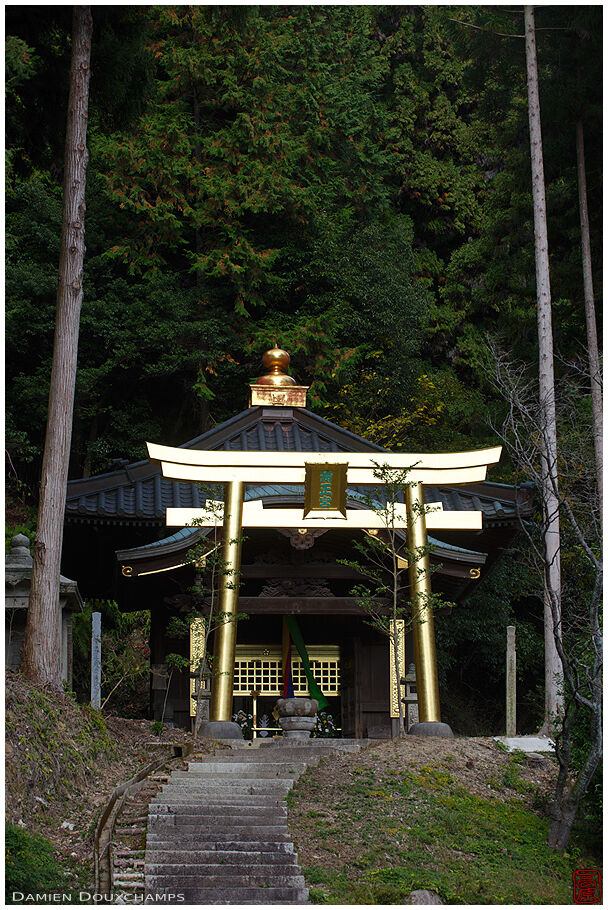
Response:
[144,739,366,904]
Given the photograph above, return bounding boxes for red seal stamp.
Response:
[573,869,601,904]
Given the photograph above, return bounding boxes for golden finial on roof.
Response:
[249,346,309,407]
[256,347,297,387]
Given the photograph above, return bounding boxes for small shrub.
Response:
[5,824,73,903]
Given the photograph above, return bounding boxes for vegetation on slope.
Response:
[4,671,179,902]
[288,738,602,905]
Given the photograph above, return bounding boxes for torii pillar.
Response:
[209,480,244,722]
[406,482,452,737]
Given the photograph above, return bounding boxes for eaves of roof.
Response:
[66,405,532,526]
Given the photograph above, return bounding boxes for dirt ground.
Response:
[299,734,557,803]
[289,735,559,872]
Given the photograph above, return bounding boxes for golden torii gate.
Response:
[147,442,502,734]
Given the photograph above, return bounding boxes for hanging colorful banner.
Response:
[285,615,328,709]
[282,640,295,699]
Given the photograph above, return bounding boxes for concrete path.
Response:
[493,735,555,753]
[144,739,366,904]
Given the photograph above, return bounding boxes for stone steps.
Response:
[148,795,285,807]
[146,839,294,851]
[211,742,361,755]
[192,751,323,764]
[146,850,297,864]
[159,774,295,798]
[149,818,288,829]
[261,741,364,752]
[149,805,286,817]
[147,868,305,884]
[149,815,287,826]
[150,788,294,800]
[171,767,304,779]
[148,822,287,849]
[145,740,366,902]
[186,761,308,773]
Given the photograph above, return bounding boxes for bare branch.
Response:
[447,17,523,38]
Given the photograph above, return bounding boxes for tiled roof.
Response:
[66,473,206,522]
[66,406,528,525]
[66,406,378,523]
[117,520,487,564]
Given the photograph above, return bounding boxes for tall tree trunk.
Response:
[575,117,603,530]
[524,6,563,728]
[21,7,93,688]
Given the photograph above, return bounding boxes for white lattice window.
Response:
[233,645,340,696]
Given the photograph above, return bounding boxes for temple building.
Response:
[63,349,531,737]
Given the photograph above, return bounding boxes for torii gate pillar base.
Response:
[409,721,454,738]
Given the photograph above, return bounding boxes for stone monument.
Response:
[5,533,83,684]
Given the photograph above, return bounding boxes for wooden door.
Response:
[356,638,392,738]
[339,639,359,737]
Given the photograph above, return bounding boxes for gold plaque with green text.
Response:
[303,463,348,517]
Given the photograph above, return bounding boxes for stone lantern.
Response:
[5,534,83,685]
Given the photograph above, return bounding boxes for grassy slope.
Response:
[288,739,601,905]
[4,671,176,901]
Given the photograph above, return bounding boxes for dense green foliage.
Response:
[436,548,544,735]
[6,6,601,479]
[72,600,150,714]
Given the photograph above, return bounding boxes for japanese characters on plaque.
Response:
[303,463,348,517]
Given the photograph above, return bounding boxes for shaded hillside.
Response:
[5,671,189,897]
[288,737,601,904]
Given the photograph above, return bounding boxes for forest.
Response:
[6,5,601,475]
[5,4,602,859]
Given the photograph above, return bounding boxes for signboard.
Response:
[190,616,207,717]
[303,462,348,517]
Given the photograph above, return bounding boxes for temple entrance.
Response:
[232,643,341,738]
[75,347,529,735]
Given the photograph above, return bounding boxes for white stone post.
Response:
[506,625,517,737]
[91,611,102,710]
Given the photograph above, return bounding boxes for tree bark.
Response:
[576,117,603,530]
[548,704,602,851]
[21,7,93,688]
[524,6,563,727]
[548,798,578,852]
